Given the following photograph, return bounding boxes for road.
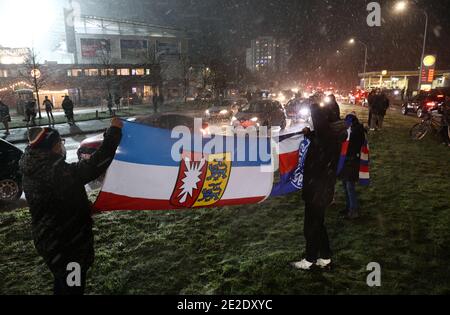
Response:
[15,132,100,164]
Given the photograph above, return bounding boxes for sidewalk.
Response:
[3,119,112,144]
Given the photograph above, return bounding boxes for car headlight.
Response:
[220,109,228,115]
[231,116,237,122]
[324,96,331,103]
[251,117,258,122]
[299,107,310,117]
[205,109,210,115]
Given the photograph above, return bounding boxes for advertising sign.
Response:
[80,38,111,58]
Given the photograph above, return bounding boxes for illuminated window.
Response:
[71,69,82,77]
[131,68,145,75]
[117,68,130,76]
[145,69,151,75]
[66,70,72,77]
[85,69,99,76]
[99,69,115,76]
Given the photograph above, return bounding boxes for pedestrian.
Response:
[158,93,165,108]
[0,98,11,135]
[19,118,123,295]
[26,99,37,127]
[367,90,376,128]
[292,100,341,271]
[107,94,113,116]
[119,96,125,110]
[337,113,367,219]
[152,93,158,113]
[43,96,55,125]
[62,95,75,125]
[324,94,341,122]
[439,96,450,147]
[114,94,120,112]
[370,89,388,131]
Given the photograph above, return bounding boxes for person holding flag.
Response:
[337,113,370,220]
[292,100,342,271]
[19,118,123,295]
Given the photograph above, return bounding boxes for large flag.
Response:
[270,133,310,196]
[94,121,274,211]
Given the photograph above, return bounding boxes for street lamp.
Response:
[349,38,369,89]
[394,0,429,91]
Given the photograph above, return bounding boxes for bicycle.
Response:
[409,111,445,140]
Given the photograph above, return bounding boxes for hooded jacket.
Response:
[19,127,121,275]
[302,103,341,208]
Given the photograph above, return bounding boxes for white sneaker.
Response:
[316,258,332,269]
[292,259,315,270]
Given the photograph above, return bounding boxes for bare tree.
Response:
[180,54,192,102]
[97,40,115,97]
[20,49,48,119]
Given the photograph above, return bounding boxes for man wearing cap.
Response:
[20,117,123,295]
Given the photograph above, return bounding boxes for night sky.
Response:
[55,0,450,87]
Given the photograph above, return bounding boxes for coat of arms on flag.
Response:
[170,152,232,208]
[94,121,273,211]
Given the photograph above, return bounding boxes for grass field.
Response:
[1,104,450,295]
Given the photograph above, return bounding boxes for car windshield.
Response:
[241,102,268,112]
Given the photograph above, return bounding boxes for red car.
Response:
[77,113,209,161]
[349,89,368,106]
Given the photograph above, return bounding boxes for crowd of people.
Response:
[6,88,450,294]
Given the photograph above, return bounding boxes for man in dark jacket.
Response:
[19,118,123,295]
[25,99,37,127]
[62,95,75,125]
[440,96,450,147]
[292,100,341,270]
[324,94,341,122]
[0,98,11,135]
[43,96,55,125]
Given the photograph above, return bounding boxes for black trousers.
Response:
[440,126,450,144]
[304,202,332,262]
[53,268,88,295]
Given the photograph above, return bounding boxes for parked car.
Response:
[285,98,312,121]
[231,100,287,129]
[204,99,242,122]
[77,113,209,161]
[0,138,23,202]
[402,88,450,118]
[349,89,368,106]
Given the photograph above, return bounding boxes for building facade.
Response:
[245,37,290,75]
[0,12,190,111]
[359,70,450,91]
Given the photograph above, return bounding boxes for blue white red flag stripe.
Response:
[94,121,273,211]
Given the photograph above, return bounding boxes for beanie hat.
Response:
[345,114,357,127]
[28,127,61,150]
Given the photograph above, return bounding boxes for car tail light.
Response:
[426,101,436,107]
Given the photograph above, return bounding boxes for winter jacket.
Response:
[62,98,74,112]
[302,103,341,208]
[43,100,53,111]
[338,122,366,182]
[0,102,10,120]
[19,127,122,276]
